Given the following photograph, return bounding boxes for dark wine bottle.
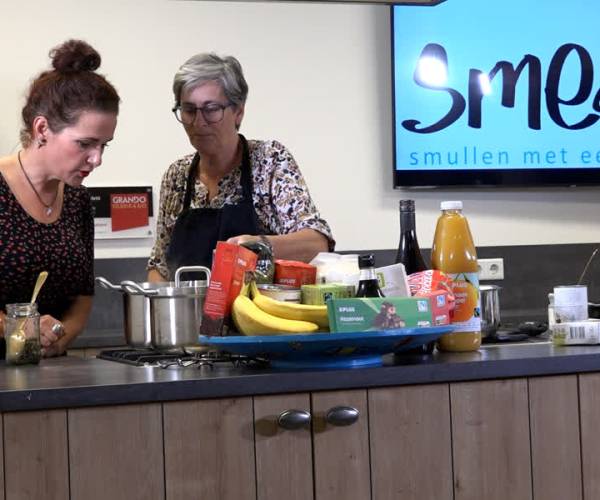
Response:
[395,199,428,275]
[395,200,434,355]
[355,254,385,298]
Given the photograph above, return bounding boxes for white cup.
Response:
[554,304,588,323]
[554,285,588,306]
[553,285,588,323]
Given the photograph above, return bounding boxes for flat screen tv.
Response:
[391,0,600,188]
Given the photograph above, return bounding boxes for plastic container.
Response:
[431,201,481,352]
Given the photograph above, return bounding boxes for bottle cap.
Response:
[399,199,415,212]
[358,254,375,269]
[440,200,463,210]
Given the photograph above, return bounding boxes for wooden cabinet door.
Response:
[311,389,370,500]
[369,384,453,500]
[68,403,164,500]
[254,393,313,500]
[529,375,582,500]
[451,379,532,500]
[0,414,3,500]
[163,397,256,500]
[3,409,68,500]
[579,373,600,500]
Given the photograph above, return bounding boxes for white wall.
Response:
[1,0,598,259]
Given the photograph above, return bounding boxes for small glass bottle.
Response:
[5,303,41,365]
[395,199,428,275]
[356,254,385,298]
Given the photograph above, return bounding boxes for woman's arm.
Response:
[228,229,329,263]
[40,295,93,357]
[249,140,335,260]
[148,268,168,282]
[147,159,189,281]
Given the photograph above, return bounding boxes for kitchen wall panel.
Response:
[85,242,600,348]
[0,0,597,260]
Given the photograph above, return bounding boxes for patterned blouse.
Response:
[0,175,94,319]
[148,139,335,278]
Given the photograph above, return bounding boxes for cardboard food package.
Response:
[200,242,257,336]
[326,290,452,333]
[375,262,411,297]
[301,283,355,305]
[274,260,317,288]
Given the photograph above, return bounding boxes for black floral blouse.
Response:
[0,174,94,319]
[148,139,335,278]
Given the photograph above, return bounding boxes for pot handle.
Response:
[95,276,123,292]
[120,280,159,296]
[175,266,211,286]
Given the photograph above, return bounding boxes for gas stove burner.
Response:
[97,348,268,369]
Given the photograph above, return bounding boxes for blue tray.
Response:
[199,325,453,370]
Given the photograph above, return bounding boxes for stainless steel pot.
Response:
[95,277,173,348]
[480,284,501,338]
[121,266,211,350]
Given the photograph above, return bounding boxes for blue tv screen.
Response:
[392,0,600,187]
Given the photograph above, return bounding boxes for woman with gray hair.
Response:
[147,53,334,280]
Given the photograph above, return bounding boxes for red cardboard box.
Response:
[200,242,257,336]
[274,260,317,288]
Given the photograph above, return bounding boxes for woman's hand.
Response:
[226,234,262,247]
[227,229,328,263]
[39,314,66,357]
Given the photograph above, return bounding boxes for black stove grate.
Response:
[97,348,268,369]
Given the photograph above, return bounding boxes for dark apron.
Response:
[165,134,260,278]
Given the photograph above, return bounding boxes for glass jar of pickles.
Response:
[5,303,41,365]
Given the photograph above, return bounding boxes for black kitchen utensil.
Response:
[518,321,548,336]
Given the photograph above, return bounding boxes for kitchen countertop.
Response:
[3,340,600,412]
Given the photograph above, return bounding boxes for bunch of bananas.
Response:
[232,282,329,336]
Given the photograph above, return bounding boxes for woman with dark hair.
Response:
[0,39,120,357]
[147,52,334,281]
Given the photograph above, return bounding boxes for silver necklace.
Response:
[17,151,57,216]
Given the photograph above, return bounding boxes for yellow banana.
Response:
[250,282,330,329]
[232,295,319,336]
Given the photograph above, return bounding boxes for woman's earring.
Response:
[37,137,46,148]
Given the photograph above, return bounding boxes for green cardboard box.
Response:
[327,296,437,333]
[301,283,354,305]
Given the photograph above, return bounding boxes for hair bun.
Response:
[50,39,101,73]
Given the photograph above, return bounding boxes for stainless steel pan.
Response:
[95,277,173,348]
[121,266,210,350]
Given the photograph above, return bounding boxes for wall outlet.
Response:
[478,258,504,280]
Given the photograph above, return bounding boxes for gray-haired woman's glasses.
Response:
[172,102,233,125]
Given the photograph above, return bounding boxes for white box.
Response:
[375,263,411,298]
[552,319,600,345]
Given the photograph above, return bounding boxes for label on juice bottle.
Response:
[447,272,481,332]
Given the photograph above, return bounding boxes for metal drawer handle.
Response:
[326,406,359,426]
[277,409,311,430]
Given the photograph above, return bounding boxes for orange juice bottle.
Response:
[431,201,481,352]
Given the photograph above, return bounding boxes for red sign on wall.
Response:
[110,193,150,232]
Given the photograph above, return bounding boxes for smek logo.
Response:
[402,43,600,134]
